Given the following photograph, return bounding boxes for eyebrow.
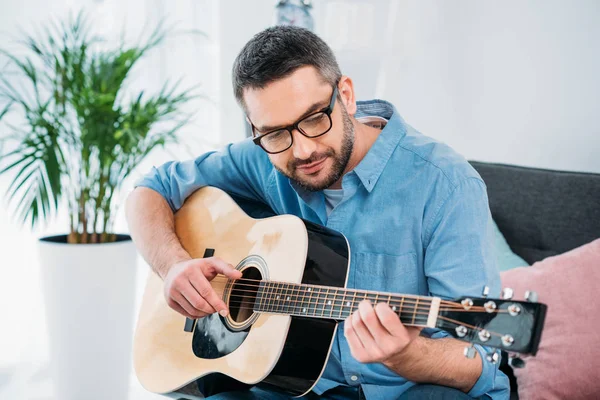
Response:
[255,100,329,133]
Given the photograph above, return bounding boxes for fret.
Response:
[387,294,393,312]
[289,283,298,315]
[282,283,292,314]
[315,287,325,316]
[272,283,280,314]
[266,282,275,313]
[322,288,329,317]
[366,292,378,305]
[312,287,320,317]
[294,284,303,315]
[288,283,298,315]
[262,282,272,313]
[339,289,347,319]
[330,288,338,316]
[330,288,339,318]
[307,286,316,316]
[323,287,331,317]
[399,296,406,322]
[275,283,284,314]
[375,293,380,305]
[412,297,419,325]
[300,283,308,316]
[331,288,342,318]
[351,290,357,318]
[255,281,264,312]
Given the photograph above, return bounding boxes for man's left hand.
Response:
[344,300,422,364]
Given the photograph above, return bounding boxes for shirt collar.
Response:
[352,99,406,192]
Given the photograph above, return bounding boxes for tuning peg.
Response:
[464,344,477,359]
[508,355,526,368]
[486,352,499,364]
[481,285,490,298]
[501,287,514,300]
[525,290,538,302]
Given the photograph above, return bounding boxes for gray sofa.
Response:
[469,161,600,399]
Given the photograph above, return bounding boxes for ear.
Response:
[338,75,357,116]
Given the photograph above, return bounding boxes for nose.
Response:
[291,129,318,160]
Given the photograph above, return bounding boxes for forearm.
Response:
[125,187,191,279]
[384,336,481,393]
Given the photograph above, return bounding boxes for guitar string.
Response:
[224,288,509,314]
[229,294,508,314]
[208,276,490,311]
[223,299,434,319]
[207,278,503,312]
[201,301,509,339]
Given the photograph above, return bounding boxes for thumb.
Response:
[206,257,242,279]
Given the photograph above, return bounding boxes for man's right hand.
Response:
[162,257,243,319]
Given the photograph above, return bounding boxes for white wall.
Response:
[379,0,600,173]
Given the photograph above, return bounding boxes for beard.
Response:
[275,104,355,192]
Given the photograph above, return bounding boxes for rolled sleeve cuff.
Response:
[134,168,177,212]
[422,329,500,398]
[467,345,500,398]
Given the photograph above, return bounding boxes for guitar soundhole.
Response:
[229,266,262,324]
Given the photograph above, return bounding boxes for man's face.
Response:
[244,66,354,192]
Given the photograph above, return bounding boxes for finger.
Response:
[205,257,242,280]
[169,300,195,319]
[190,270,228,316]
[173,291,204,317]
[344,317,369,361]
[373,302,408,337]
[358,300,390,344]
[351,308,379,352]
[181,281,217,315]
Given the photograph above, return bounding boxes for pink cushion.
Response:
[500,239,600,400]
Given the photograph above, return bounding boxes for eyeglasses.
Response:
[250,86,338,154]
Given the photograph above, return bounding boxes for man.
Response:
[126,26,509,399]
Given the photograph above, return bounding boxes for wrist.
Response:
[156,252,191,280]
[383,336,426,378]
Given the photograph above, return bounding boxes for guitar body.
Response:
[133,187,350,397]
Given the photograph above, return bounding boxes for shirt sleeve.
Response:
[134,138,273,212]
[422,177,510,399]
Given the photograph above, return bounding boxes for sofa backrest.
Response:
[470,161,600,264]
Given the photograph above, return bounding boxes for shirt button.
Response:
[350,375,359,382]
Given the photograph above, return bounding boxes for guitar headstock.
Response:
[437,287,547,358]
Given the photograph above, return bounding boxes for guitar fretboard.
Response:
[252,281,438,327]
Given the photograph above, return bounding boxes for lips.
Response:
[296,157,327,174]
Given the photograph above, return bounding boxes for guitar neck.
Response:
[253,281,441,328]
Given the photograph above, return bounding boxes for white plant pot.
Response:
[38,234,138,400]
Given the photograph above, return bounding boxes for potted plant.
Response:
[0,13,196,400]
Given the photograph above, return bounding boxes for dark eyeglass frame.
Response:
[250,86,339,154]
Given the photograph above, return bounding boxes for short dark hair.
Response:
[232,26,342,109]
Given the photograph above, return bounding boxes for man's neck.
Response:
[328,118,382,189]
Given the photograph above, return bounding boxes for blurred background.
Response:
[0,0,598,399]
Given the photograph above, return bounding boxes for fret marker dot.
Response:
[346,301,351,307]
[327,300,332,305]
[392,306,397,311]
[308,288,311,292]
[277,295,280,299]
[287,296,290,301]
[303,308,307,313]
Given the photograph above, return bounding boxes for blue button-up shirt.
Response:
[135,99,510,399]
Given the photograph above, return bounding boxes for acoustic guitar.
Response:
[133,186,546,398]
